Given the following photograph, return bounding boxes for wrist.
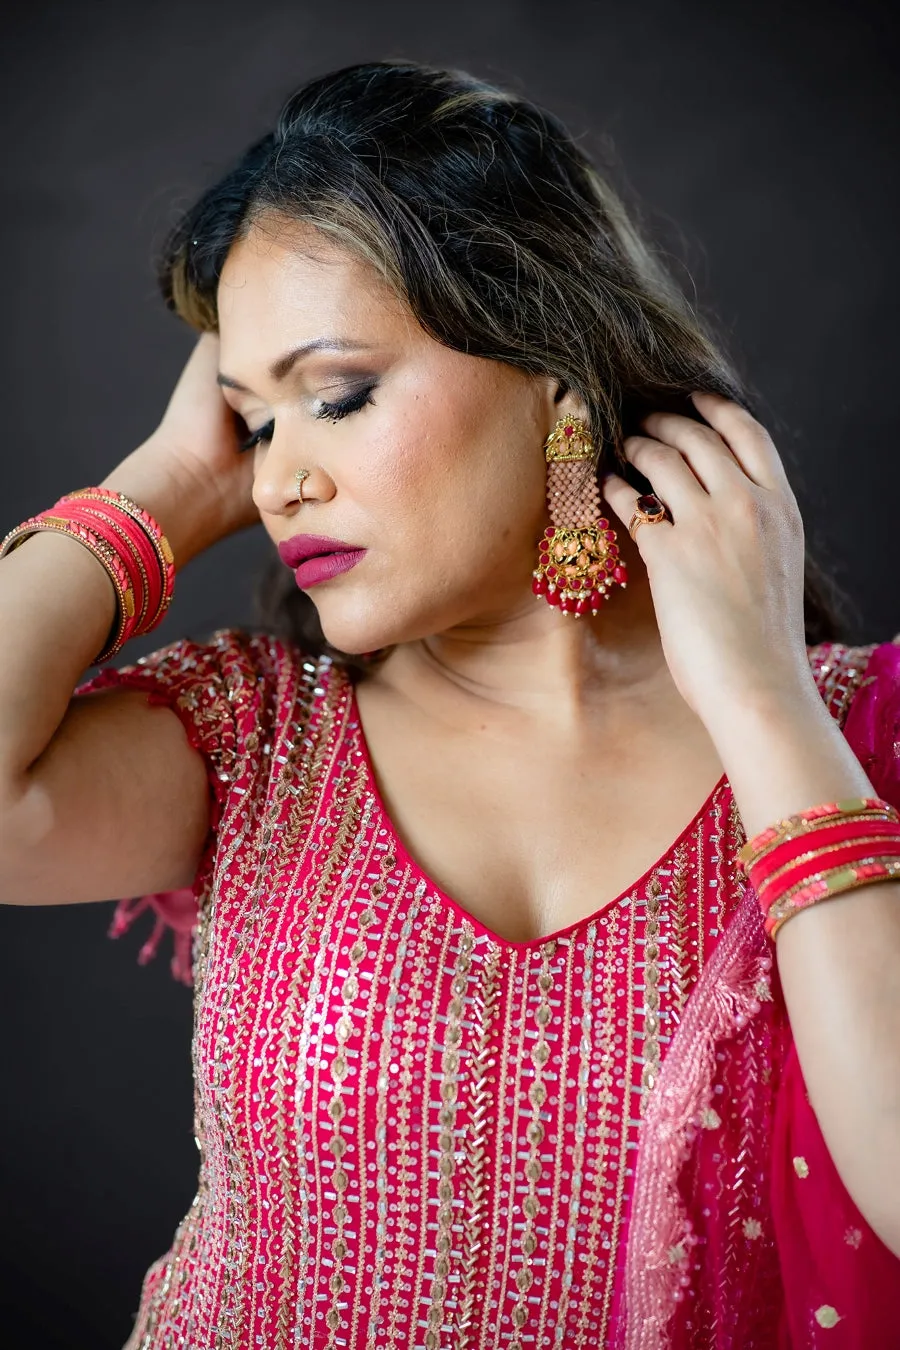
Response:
[98,438,228,569]
[704,677,875,840]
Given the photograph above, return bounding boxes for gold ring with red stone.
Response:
[627,493,670,540]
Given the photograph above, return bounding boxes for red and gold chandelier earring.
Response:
[532,413,628,616]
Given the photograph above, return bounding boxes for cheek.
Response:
[353,402,542,537]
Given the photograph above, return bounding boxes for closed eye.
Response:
[237,384,377,454]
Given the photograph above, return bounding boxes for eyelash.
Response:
[237,385,376,453]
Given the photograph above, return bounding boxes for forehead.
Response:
[217,217,402,337]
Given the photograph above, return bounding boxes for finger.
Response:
[602,470,674,556]
[623,434,710,509]
[689,392,791,490]
[637,409,746,494]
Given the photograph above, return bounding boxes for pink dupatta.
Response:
[619,639,900,1348]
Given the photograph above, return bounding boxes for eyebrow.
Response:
[216,338,381,392]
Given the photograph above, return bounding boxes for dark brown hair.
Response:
[156,58,846,661]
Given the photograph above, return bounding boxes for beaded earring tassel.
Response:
[532,414,628,616]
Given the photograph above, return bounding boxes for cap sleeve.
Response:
[768,635,900,1340]
[73,626,286,984]
[841,635,900,811]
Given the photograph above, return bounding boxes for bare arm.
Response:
[0,332,260,905]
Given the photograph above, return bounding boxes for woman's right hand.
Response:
[100,332,261,565]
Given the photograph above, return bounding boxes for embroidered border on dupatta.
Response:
[616,881,772,1349]
[617,640,879,1349]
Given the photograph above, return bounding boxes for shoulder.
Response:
[808,633,900,805]
[805,637,885,726]
[75,625,339,779]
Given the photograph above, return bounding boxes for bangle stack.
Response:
[0,487,176,665]
[738,796,900,939]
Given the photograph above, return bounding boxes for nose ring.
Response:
[295,468,311,499]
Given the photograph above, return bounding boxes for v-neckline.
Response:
[346,675,731,953]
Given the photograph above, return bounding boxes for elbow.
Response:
[0,776,49,902]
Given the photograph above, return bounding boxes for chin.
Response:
[312,585,454,656]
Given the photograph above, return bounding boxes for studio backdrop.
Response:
[1,1,897,1345]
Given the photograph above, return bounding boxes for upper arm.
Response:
[2,685,213,904]
[0,626,280,910]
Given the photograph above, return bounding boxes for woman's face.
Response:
[217,217,575,655]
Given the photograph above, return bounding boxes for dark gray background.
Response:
[1,0,897,1344]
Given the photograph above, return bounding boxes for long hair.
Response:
[156,58,846,663]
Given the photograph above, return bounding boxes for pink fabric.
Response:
[616,637,900,1349]
[72,631,900,1348]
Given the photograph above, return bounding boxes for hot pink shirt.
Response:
[76,631,900,1349]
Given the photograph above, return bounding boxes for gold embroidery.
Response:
[382,890,442,1350]
[815,1305,842,1328]
[509,937,557,1346]
[793,1156,810,1178]
[551,923,598,1344]
[743,1218,763,1240]
[640,876,663,1107]
[424,924,475,1349]
[669,842,692,1013]
[701,1108,722,1129]
[454,941,502,1348]
[322,850,393,1342]
[366,871,419,1344]
[844,1226,863,1249]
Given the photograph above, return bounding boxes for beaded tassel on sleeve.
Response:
[531,414,628,616]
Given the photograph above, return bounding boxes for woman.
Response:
[1,58,898,1350]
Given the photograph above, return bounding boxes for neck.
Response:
[376,547,673,731]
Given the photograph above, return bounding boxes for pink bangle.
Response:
[0,488,177,663]
[765,858,900,939]
[738,796,898,869]
[0,513,136,660]
[61,487,175,632]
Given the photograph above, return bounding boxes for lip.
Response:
[291,550,366,589]
[277,533,367,590]
[277,534,363,567]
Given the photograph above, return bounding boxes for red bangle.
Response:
[0,488,177,663]
[0,513,136,660]
[756,837,900,909]
[750,817,900,891]
[60,501,153,635]
[739,797,897,868]
[765,858,900,938]
[61,487,175,632]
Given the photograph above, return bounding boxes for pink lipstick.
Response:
[277,534,367,590]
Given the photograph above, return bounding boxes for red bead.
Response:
[532,574,547,595]
[547,587,561,606]
[575,597,590,616]
[605,529,616,540]
[613,565,627,584]
[570,578,582,590]
[546,527,556,537]
[589,590,601,607]
[564,424,574,437]
[560,594,575,612]
[607,543,619,557]
[598,518,609,529]
[547,566,557,578]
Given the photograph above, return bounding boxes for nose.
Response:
[252,447,337,517]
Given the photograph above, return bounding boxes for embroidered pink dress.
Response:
[75,631,900,1349]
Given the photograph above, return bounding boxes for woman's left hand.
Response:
[602,391,814,735]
